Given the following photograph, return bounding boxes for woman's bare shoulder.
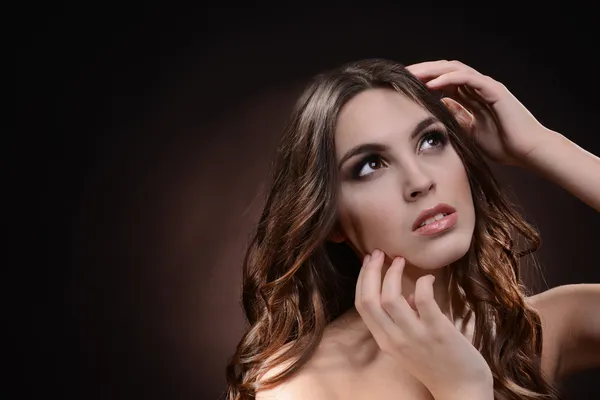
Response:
[254,324,361,399]
[255,360,330,400]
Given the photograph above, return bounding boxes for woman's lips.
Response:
[412,203,457,231]
[414,212,458,236]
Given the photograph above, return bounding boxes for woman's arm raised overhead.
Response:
[517,132,600,212]
[407,60,600,212]
[407,59,600,379]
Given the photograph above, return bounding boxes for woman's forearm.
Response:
[519,129,600,212]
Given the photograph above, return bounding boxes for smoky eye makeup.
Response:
[417,128,449,153]
[350,153,386,179]
[348,127,450,180]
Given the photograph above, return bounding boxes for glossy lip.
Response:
[412,203,457,231]
[414,212,458,236]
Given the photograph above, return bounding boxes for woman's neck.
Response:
[328,264,470,342]
[394,262,454,319]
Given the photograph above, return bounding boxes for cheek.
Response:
[442,146,472,195]
[445,153,476,230]
[452,158,474,205]
[337,180,406,249]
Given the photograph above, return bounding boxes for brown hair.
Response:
[225,59,561,399]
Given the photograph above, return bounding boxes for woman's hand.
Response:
[406,60,553,167]
[355,250,494,399]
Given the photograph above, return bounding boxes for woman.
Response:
[225,59,600,399]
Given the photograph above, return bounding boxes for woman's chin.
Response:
[403,240,471,271]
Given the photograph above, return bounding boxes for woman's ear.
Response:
[441,97,475,133]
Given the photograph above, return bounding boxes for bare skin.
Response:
[255,293,561,400]
[255,60,600,399]
[258,88,489,400]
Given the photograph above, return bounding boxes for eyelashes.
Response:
[350,129,449,180]
[351,154,385,180]
[419,129,449,152]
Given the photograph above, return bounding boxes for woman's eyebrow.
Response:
[337,116,439,169]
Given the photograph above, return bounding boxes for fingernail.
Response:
[373,249,381,258]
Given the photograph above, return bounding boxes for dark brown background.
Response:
[20,4,599,400]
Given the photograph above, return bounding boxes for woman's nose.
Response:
[403,165,435,201]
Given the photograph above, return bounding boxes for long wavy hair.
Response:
[225,58,561,400]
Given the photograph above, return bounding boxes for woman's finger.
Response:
[356,250,397,333]
[380,257,419,329]
[425,70,502,104]
[461,85,501,121]
[405,60,459,79]
[354,253,371,306]
[440,96,475,131]
[413,274,446,326]
[456,86,502,140]
[406,293,417,311]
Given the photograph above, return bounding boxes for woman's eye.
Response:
[355,155,384,178]
[350,131,447,180]
[419,130,447,152]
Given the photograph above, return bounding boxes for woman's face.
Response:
[333,88,476,270]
